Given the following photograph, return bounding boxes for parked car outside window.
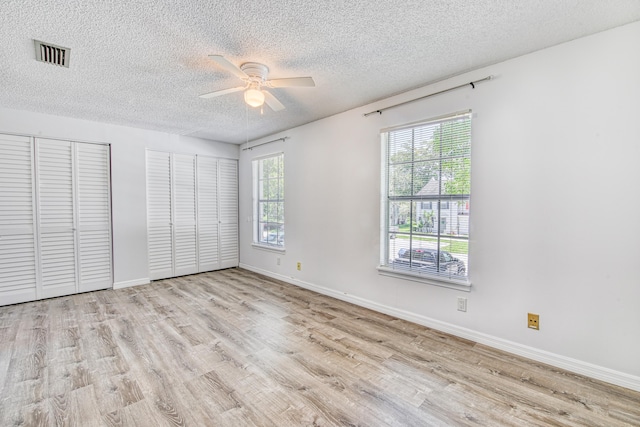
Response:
[392,248,465,275]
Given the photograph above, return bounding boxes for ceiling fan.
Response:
[199,55,315,111]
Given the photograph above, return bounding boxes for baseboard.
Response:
[239,263,640,392]
[113,277,150,290]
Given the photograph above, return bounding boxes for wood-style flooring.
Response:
[0,268,638,426]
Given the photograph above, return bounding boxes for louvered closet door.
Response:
[218,159,238,268]
[147,151,174,280]
[76,143,112,292]
[36,138,77,299]
[0,134,38,305]
[172,154,198,276]
[196,156,219,271]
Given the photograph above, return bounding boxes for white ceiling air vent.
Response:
[34,40,70,68]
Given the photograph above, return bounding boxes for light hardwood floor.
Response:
[0,268,638,426]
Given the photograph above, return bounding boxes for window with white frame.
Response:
[253,153,285,248]
[381,111,471,284]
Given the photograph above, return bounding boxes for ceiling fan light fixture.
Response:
[244,88,265,107]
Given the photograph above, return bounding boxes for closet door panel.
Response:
[0,134,38,305]
[196,156,219,272]
[147,151,174,280]
[76,143,112,292]
[218,159,238,269]
[172,154,198,276]
[36,138,77,299]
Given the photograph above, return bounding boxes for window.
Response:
[253,153,285,248]
[380,111,471,284]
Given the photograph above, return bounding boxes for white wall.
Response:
[0,108,239,286]
[239,21,640,391]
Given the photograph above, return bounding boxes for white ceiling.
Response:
[1,1,639,144]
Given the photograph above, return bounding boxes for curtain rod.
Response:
[363,75,493,117]
[242,136,289,151]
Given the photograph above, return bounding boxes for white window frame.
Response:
[378,111,472,290]
[252,152,285,251]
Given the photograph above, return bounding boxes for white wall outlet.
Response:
[276,257,280,265]
[457,297,467,312]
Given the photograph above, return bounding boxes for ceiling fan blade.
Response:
[208,55,248,80]
[199,86,245,99]
[267,77,315,88]
[263,90,285,111]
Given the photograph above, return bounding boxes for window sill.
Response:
[377,266,471,291]
[252,243,286,254]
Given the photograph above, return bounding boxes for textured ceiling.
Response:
[1,1,639,144]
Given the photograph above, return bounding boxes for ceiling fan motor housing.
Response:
[240,62,269,82]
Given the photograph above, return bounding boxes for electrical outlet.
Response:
[528,313,540,330]
[296,262,301,271]
[276,257,280,266]
[457,297,467,312]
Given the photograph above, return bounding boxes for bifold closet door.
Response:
[147,151,238,280]
[196,156,220,271]
[0,134,38,305]
[0,136,112,306]
[147,151,174,280]
[36,138,78,299]
[147,152,198,279]
[172,154,198,277]
[197,157,238,271]
[76,142,113,292]
[218,159,239,269]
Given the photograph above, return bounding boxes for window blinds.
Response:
[383,112,471,281]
